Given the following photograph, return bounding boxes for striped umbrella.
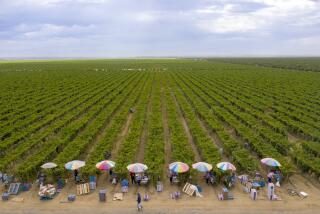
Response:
[96,160,115,171]
[41,162,57,169]
[216,162,236,171]
[169,162,189,173]
[127,163,148,173]
[65,160,86,171]
[192,162,212,172]
[261,158,281,167]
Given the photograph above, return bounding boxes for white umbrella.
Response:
[261,158,281,167]
[216,162,236,171]
[41,162,57,169]
[127,163,148,173]
[192,162,213,172]
[65,160,85,170]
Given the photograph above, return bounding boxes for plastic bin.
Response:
[2,193,9,201]
[251,189,257,200]
[99,189,106,202]
[222,187,228,200]
[68,194,76,201]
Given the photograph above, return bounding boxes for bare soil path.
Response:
[110,113,134,159]
[161,86,171,179]
[80,92,133,160]
[136,83,154,163]
[171,90,201,162]
[196,115,229,162]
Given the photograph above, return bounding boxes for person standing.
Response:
[74,169,78,182]
[137,193,142,211]
[136,173,141,186]
[205,172,210,184]
[169,171,173,184]
[130,172,135,184]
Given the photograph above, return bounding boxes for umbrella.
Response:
[127,163,148,173]
[192,162,212,172]
[96,160,115,171]
[41,162,57,169]
[216,162,236,171]
[169,162,189,173]
[65,160,85,171]
[261,158,281,167]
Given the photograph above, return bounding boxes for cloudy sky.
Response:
[0,0,320,58]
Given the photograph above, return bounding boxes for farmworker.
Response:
[2,174,8,185]
[137,192,142,211]
[274,170,281,187]
[246,181,253,192]
[38,172,46,186]
[129,108,135,113]
[223,175,228,187]
[210,170,216,184]
[121,178,129,187]
[104,151,111,159]
[169,171,173,184]
[112,176,118,185]
[136,173,142,186]
[130,172,135,184]
[74,169,78,182]
[229,172,236,187]
[204,172,210,184]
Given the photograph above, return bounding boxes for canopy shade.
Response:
[261,158,281,167]
[169,162,189,173]
[96,160,115,171]
[65,160,85,170]
[41,162,57,169]
[127,163,148,173]
[216,162,236,171]
[192,162,212,172]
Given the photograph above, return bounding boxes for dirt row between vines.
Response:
[161,85,172,182]
[135,88,152,163]
[171,88,201,162]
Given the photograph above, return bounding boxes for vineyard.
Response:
[0,59,319,181]
[217,57,320,72]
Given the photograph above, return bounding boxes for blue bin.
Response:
[99,189,107,202]
[2,193,9,201]
[68,194,76,201]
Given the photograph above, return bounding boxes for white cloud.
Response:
[12,0,108,6]
[21,24,97,39]
[198,16,263,33]
[135,12,157,23]
[0,0,320,57]
[195,0,320,33]
[287,36,320,46]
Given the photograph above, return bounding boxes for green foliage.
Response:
[0,59,319,181]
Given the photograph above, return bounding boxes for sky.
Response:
[0,0,320,58]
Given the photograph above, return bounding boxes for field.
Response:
[0,58,320,183]
[218,57,320,72]
[1,58,320,214]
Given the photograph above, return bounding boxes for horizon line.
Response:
[1,55,320,61]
